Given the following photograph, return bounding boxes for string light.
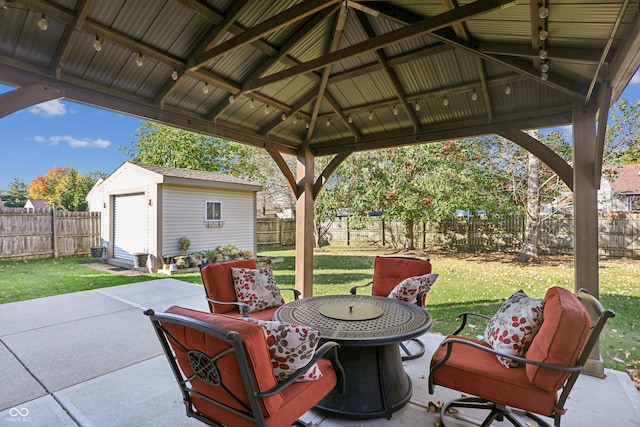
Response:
[281,113,286,121]
[326,118,331,127]
[347,115,353,123]
[538,4,549,19]
[541,72,549,81]
[393,106,399,116]
[228,94,235,103]
[93,36,102,52]
[471,90,478,101]
[538,28,548,41]
[539,48,548,60]
[540,61,550,73]
[443,96,449,106]
[171,68,178,80]
[293,117,298,124]
[264,105,270,115]
[305,120,310,129]
[249,98,255,109]
[135,53,143,67]
[368,111,373,120]
[202,82,209,94]
[414,102,421,111]
[505,84,512,95]
[37,14,48,31]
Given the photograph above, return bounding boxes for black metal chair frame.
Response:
[350,256,431,361]
[428,288,615,427]
[145,309,345,427]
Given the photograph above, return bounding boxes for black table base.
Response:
[314,343,412,420]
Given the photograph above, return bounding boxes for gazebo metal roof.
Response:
[0,0,637,155]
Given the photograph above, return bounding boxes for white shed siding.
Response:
[161,185,256,256]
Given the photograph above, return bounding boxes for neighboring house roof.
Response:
[608,164,640,196]
[24,199,48,209]
[98,162,262,192]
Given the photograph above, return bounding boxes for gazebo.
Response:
[1,0,638,376]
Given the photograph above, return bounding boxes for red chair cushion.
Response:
[200,259,257,314]
[163,306,338,427]
[372,256,432,298]
[431,336,559,416]
[526,286,591,392]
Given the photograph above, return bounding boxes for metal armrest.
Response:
[279,287,301,300]
[453,312,492,335]
[349,281,372,295]
[257,342,345,397]
[205,297,250,318]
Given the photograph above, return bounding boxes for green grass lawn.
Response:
[0,249,638,379]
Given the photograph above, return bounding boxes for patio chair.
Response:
[428,287,615,427]
[200,259,300,321]
[350,256,434,360]
[145,305,345,427]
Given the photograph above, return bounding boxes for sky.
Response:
[1,72,640,191]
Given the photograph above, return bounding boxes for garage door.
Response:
[113,193,146,261]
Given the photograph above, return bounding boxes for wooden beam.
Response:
[313,151,350,198]
[53,0,92,79]
[195,0,339,68]
[265,147,299,198]
[244,0,519,91]
[0,84,65,119]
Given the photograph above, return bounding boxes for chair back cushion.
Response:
[526,286,591,392]
[200,259,257,313]
[163,306,283,418]
[372,256,432,298]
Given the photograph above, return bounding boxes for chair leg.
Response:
[400,338,426,361]
[439,397,553,427]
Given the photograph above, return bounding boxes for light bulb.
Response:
[305,121,310,129]
[539,48,548,60]
[293,117,298,124]
[264,105,270,115]
[414,102,421,111]
[281,113,286,121]
[368,111,373,120]
[135,53,143,67]
[538,29,548,41]
[393,106,398,116]
[540,62,550,73]
[443,96,449,106]
[249,98,255,108]
[471,90,478,101]
[348,115,353,123]
[505,84,512,95]
[171,69,178,80]
[541,72,549,81]
[326,119,331,127]
[93,36,102,52]
[38,14,48,31]
[538,6,549,19]
[202,82,209,94]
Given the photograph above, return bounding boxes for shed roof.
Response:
[113,162,262,192]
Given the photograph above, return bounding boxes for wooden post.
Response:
[573,100,604,377]
[295,146,315,298]
[52,206,58,258]
[382,219,386,246]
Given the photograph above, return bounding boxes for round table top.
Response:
[274,294,432,345]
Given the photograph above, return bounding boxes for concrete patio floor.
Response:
[1,278,638,426]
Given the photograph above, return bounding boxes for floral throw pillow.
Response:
[388,273,439,303]
[484,290,545,368]
[231,266,285,313]
[244,319,322,382]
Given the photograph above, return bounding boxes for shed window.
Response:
[206,201,222,221]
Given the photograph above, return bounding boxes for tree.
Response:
[1,178,28,207]
[604,98,640,165]
[27,167,104,211]
[517,130,541,263]
[326,140,514,249]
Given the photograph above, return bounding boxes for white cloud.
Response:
[35,135,111,149]
[29,99,67,118]
[631,69,640,84]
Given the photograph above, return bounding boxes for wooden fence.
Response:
[256,217,296,247]
[323,214,640,258]
[0,208,101,260]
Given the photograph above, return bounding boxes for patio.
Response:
[1,278,638,426]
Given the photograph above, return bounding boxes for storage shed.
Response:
[87,162,262,272]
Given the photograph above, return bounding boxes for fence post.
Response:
[381,219,386,246]
[347,220,350,246]
[52,207,59,258]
